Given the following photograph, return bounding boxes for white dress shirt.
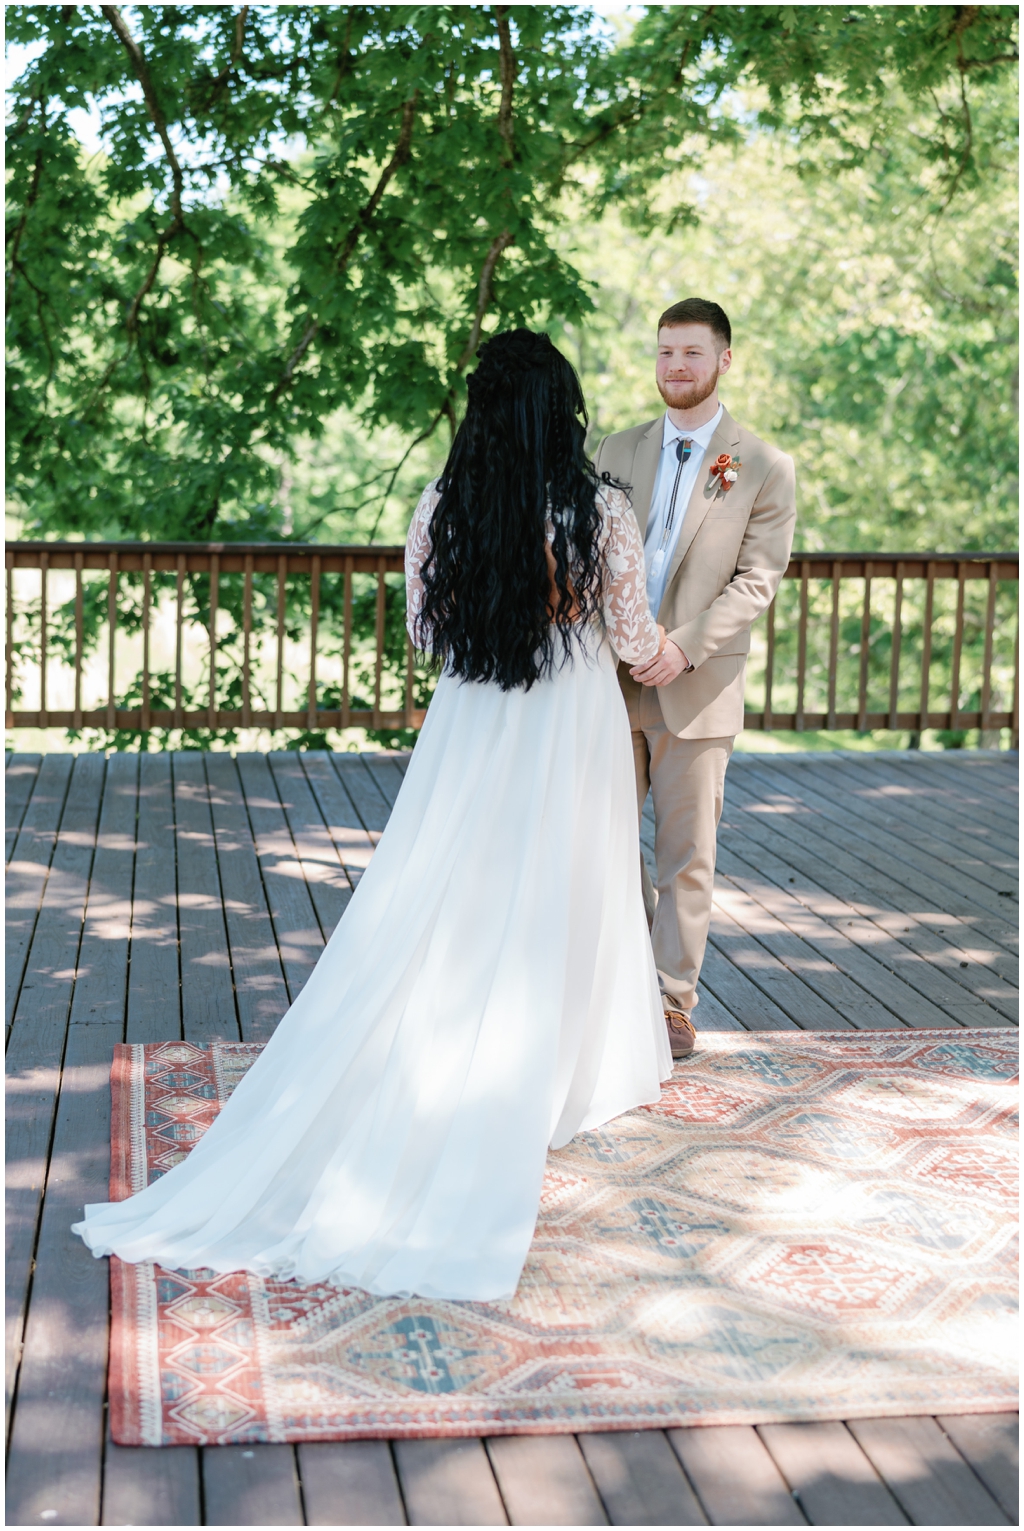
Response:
[643,404,723,619]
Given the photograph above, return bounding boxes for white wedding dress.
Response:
[73,483,671,1301]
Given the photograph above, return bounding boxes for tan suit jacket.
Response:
[594,406,796,739]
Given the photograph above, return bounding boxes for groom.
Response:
[594,299,796,1058]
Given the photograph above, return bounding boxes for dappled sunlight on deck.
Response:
[5,748,1018,1526]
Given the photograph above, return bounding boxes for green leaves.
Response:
[6,3,1018,546]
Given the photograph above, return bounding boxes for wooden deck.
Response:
[5,747,1018,1527]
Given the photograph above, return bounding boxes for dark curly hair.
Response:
[416,329,607,691]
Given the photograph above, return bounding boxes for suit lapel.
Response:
[629,419,663,539]
[663,407,741,583]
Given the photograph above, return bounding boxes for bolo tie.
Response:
[647,435,693,592]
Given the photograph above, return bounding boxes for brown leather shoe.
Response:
[665,1007,696,1059]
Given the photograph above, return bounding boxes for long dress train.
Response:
[73,483,671,1302]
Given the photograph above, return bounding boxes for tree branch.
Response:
[272,94,418,400]
[205,5,249,101]
[455,230,515,370]
[102,5,185,229]
[367,230,516,539]
[495,6,516,165]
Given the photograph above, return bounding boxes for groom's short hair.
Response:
[658,299,731,351]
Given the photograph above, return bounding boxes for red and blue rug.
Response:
[107,1030,1018,1445]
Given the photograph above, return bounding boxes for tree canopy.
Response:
[6,3,1018,544]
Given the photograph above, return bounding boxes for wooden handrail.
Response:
[5,543,1019,741]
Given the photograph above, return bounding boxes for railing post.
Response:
[208,552,219,730]
[404,632,415,728]
[174,553,185,730]
[795,560,809,733]
[73,551,84,729]
[763,596,775,731]
[888,561,904,730]
[949,560,966,730]
[919,560,935,732]
[308,553,320,731]
[857,562,872,732]
[342,555,353,731]
[107,550,118,731]
[242,554,253,729]
[979,559,998,736]
[1012,617,1020,751]
[373,557,386,729]
[275,553,287,731]
[826,560,840,730]
[5,552,14,729]
[38,550,49,728]
[141,551,152,734]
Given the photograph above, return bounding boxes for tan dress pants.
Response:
[622,676,733,1018]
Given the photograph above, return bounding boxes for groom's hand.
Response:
[631,639,689,687]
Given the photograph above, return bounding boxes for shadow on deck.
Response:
[5,748,1018,1526]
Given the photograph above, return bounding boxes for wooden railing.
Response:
[5,543,1019,742]
[746,553,1019,738]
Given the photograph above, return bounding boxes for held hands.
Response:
[630,627,689,687]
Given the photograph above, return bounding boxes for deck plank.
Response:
[126,753,182,1044]
[360,753,407,811]
[268,752,353,935]
[847,1415,1011,1526]
[102,1424,203,1526]
[235,753,324,1001]
[712,877,908,1031]
[205,753,290,1043]
[716,851,962,1030]
[733,758,1018,954]
[330,754,392,837]
[667,1425,805,1525]
[68,753,137,1030]
[707,901,853,1031]
[172,753,240,1044]
[297,1440,407,1526]
[300,752,377,890]
[173,771,303,1524]
[103,754,203,1521]
[732,756,1019,940]
[5,752,75,1031]
[757,1421,910,1525]
[5,753,105,1426]
[201,1443,304,1525]
[690,983,747,1032]
[485,1434,609,1525]
[792,757,1017,891]
[935,1413,1019,1522]
[699,937,801,1031]
[722,773,1018,1024]
[579,1429,708,1525]
[6,758,136,1524]
[830,755,1018,848]
[5,1021,120,1528]
[900,755,1018,823]
[5,752,41,863]
[393,1438,509,1526]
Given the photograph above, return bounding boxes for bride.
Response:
[73,329,672,1303]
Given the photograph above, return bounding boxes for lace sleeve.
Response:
[405,480,441,650]
[598,486,662,664]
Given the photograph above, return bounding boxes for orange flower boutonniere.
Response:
[709,453,741,492]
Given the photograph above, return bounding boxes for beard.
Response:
[658,372,719,411]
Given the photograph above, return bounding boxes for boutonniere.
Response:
[709,453,741,492]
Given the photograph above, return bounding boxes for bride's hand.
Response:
[630,629,689,686]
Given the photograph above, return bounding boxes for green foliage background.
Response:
[5,4,1018,749]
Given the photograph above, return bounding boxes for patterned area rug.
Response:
[107,1031,1018,1445]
